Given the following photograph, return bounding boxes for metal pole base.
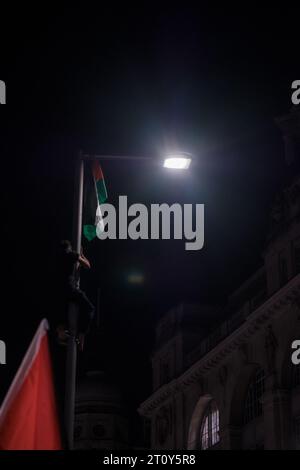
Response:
[64,302,78,450]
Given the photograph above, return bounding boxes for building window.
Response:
[200,401,220,450]
[244,369,265,424]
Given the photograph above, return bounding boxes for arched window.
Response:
[244,368,265,424]
[200,400,220,450]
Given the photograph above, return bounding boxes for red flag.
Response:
[0,319,62,449]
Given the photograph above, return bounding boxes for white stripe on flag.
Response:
[95,204,105,236]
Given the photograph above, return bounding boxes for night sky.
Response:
[0,5,299,442]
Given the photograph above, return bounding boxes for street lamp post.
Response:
[64,155,84,450]
[64,151,192,449]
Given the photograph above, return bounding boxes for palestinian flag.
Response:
[83,159,108,241]
[0,319,62,450]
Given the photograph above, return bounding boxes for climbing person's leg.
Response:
[70,288,94,350]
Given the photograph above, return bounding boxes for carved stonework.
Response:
[265,325,278,375]
[218,365,228,406]
[197,375,204,393]
[239,343,249,364]
[219,365,228,387]
[155,404,172,446]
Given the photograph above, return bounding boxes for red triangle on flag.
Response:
[0,319,62,450]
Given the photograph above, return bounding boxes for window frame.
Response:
[200,400,220,450]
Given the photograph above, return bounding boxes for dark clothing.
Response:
[65,287,94,334]
[57,249,94,334]
[58,250,80,291]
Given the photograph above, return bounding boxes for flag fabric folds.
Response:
[83,159,108,241]
[0,319,62,450]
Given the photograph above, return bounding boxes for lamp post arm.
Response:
[82,154,152,161]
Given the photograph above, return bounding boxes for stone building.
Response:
[138,107,300,450]
[74,371,129,450]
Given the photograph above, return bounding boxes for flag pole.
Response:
[64,153,84,450]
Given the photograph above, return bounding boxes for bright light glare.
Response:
[163,156,191,170]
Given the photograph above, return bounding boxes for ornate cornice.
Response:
[138,275,300,417]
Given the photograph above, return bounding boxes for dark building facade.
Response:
[139,108,300,450]
[74,370,129,450]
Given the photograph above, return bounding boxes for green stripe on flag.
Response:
[83,224,97,242]
[83,160,108,242]
[96,178,107,204]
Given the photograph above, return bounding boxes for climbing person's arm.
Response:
[78,252,91,269]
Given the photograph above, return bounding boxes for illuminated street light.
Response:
[66,149,192,448]
[163,154,192,170]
